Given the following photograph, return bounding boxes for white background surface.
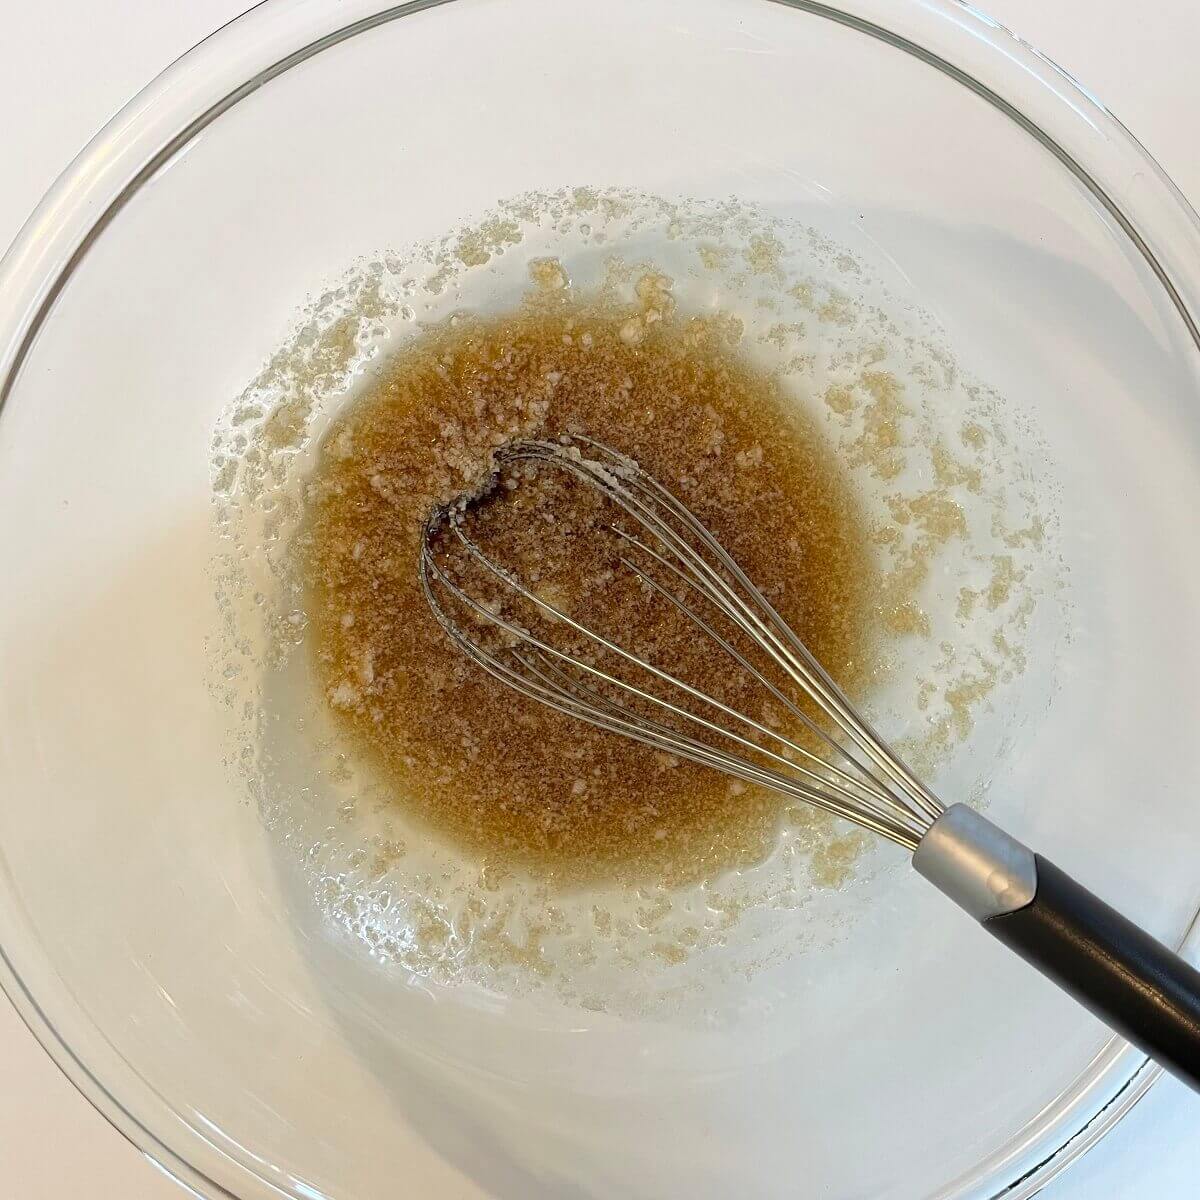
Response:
[0,1,1197,1196]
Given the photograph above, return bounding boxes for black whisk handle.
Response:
[914,804,1200,1093]
[986,855,1200,1092]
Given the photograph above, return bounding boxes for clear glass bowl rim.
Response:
[1,1,1198,1197]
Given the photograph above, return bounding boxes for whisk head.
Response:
[418,435,943,851]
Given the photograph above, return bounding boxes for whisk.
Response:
[420,434,1200,1091]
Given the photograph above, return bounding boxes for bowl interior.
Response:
[2,3,1200,1199]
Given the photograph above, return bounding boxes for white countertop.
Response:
[1,1,1196,1195]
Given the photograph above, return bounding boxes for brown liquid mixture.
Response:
[300,274,881,885]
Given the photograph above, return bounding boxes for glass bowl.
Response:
[2,2,1200,1198]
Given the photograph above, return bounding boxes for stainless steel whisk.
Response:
[420,434,1200,1091]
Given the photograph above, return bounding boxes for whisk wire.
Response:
[423,556,921,843]
[609,525,901,792]
[573,445,927,802]
[618,554,916,821]
[518,651,926,844]
[557,441,941,822]
[418,435,942,850]
[606,447,943,823]
[441,525,894,813]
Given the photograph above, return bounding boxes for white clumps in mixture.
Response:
[329,681,361,709]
